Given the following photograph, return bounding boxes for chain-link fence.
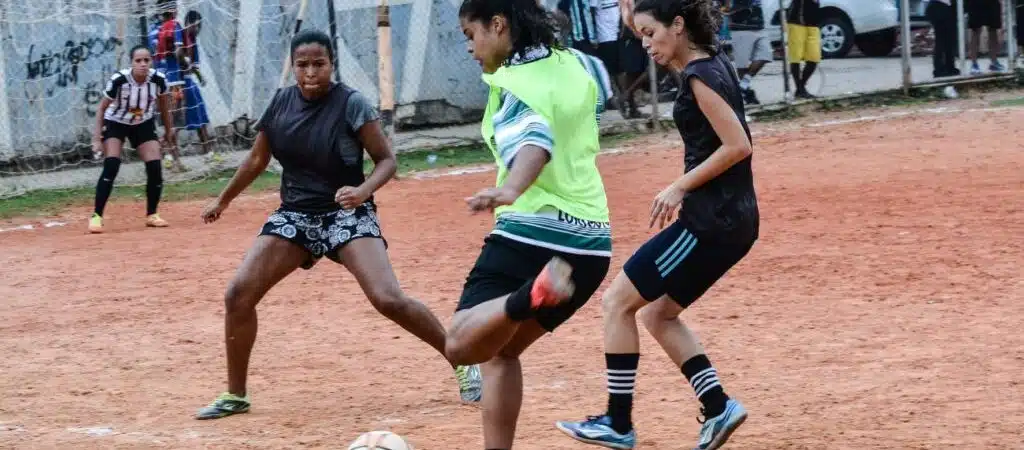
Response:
[0,0,493,199]
[1,0,1020,199]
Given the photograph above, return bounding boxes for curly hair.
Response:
[634,0,721,54]
[458,0,563,59]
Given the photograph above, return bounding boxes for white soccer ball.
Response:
[348,430,413,450]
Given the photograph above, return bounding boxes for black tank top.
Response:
[672,51,759,244]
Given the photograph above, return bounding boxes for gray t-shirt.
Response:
[256,83,380,213]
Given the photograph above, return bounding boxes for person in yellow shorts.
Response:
[786,0,820,99]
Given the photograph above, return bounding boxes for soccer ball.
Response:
[348,430,413,450]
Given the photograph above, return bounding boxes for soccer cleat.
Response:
[693,399,747,450]
[194,392,251,420]
[555,415,636,449]
[88,213,104,233]
[530,257,575,308]
[146,214,169,228]
[454,364,482,402]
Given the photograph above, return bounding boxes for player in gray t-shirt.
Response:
[193,29,482,420]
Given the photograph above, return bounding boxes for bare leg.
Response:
[198,126,213,154]
[480,322,547,449]
[746,60,767,77]
[640,297,705,366]
[970,28,982,64]
[224,235,307,395]
[446,296,522,366]
[988,27,1000,65]
[602,272,648,355]
[337,237,450,364]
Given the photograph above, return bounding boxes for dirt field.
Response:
[1,102,1022,449]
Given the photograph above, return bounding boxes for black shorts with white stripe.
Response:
[622,219,754,307]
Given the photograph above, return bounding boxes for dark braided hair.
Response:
[634,0,721,54]
[458,0,562,60]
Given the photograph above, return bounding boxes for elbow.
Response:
[733,142,753,161]
[379,155,398,177]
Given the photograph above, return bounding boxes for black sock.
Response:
[94,157,121,216]
[681,354,730,418]
[503,279,535,321]
[605,353,639,434]
[144,160,163,215]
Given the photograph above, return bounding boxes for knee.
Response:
[443,315,486,366]
[223,280,258,316]
[601,289,643,318]
[365,286,412,319]
[639,302,677,334]
[100,157,122,179]
[144,160,163,184]
[445,336,480,366]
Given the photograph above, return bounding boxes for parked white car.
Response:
[761,0,900,58]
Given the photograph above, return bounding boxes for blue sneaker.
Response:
[693,399,747,450]
[555,415,636,449]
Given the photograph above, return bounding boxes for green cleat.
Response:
[194,392,251,420]
[454,364,482,402]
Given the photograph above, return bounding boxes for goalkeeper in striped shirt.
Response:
[443,0,615,448]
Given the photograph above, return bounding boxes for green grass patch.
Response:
[990,97,1024,107]
[0,145,497,220]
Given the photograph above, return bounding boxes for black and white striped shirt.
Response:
[102,69,168,125]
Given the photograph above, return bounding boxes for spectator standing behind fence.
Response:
[966,0,1005,74]
[591,0,631,114]
[786,0,820,99]
[617,0,650,118]
[153,0,187,172]
[182,10,215,156]
[559,0,600,54]
[728,0,771,105]
[927,0,960,78]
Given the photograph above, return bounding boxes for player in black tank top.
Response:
[557,1,758,449]
[192,30,481,421]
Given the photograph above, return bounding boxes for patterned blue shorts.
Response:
[259,202,386,269]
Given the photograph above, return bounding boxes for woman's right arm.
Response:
[202,132,273,223]
[215,131,272,207]
[92,98,112,142]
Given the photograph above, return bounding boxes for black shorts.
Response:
[259,202,387,270]
[623,219,754,308]
[101,119,159,148]
[620,36,649,74]
[967,0,1002,30]
[456,234,611,332]
[596,41,621,75]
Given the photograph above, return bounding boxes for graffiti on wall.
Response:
[24,36,121,97]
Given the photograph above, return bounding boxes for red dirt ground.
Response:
[1,105,1022,449]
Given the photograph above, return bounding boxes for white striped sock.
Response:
[689,367,721,400]
[607,368,636,395]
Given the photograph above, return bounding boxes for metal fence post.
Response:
[779,0,791,102]
[900,0,912,94]
[957,0,967,74]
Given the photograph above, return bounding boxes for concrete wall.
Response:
[0,0,559,163]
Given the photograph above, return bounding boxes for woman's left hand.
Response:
[465,187,519,213]
[650,184,685,229]
[336,185,371,209]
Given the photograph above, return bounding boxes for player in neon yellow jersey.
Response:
[442,0,615,448]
